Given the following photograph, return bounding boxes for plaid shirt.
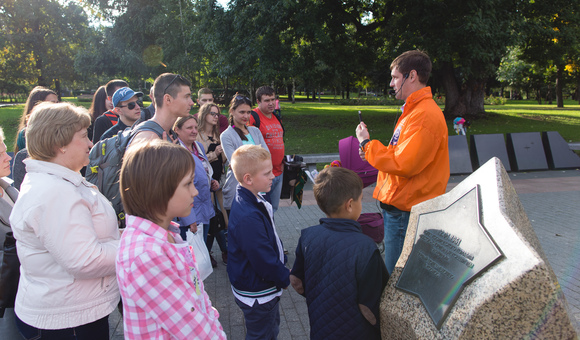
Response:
[116,215,226,339]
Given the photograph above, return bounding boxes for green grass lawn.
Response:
[280,99,580,154]
[1,98,578,155]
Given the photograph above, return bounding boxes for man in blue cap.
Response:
[100,87,143,140]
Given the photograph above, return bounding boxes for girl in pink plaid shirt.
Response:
[116,140,226,339]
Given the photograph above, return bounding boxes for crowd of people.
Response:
[0,49,450,339]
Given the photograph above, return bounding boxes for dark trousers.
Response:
[207,229,227,253]
[235,296,280,340]
[15,314,109,340]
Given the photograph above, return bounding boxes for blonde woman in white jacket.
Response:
[9,102,119,339]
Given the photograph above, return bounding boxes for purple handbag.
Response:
[357,213,384,243]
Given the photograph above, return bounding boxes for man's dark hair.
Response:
[153,73,192,108]
[105,79,129,97]
[314,167,363,216]
[390,50,432,85]
[256,86,275,102]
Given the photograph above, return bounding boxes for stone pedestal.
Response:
[380,157,578,339]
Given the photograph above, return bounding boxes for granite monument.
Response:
[380,157,577,339]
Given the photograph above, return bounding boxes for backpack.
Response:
[85,120,166,224]
[251,109,285,137]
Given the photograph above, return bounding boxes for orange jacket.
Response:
[364,87,449,211]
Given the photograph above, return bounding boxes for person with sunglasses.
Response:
[100,87,143,140]
[92,79,129,143]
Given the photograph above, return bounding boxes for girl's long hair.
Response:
[15,86,57,153]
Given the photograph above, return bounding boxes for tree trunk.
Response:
[440,63,486,117]
[440,62,461,117]
[54,78,61,101]
[224,77,229,103]
[556,67,564,108]
[36,57,47,87]
[577,74,580,104]
[292,79,295,104]
[445,79,486,117]
[346,83,350,99]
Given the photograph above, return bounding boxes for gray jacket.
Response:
[0,178,18,249]
[0,178,18,338]
[220,126,270,209]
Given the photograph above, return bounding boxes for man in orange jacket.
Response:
[356,50,449,274]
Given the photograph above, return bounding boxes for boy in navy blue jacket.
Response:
[290,167,389,340]
[227,144,290,340]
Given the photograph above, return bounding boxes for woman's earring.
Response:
[60,148,66,154]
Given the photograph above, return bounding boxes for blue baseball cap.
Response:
[112,87,143,107]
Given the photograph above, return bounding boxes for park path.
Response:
[110,169,580,339]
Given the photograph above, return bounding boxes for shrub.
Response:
[485,95,507,105]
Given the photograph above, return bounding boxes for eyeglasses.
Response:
[118,102,139,110]
[163,74,185,94]
[210,111,220,117]
[235,95,250,101]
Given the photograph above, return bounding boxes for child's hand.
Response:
[189,223,198,233]
[290,274,304,295]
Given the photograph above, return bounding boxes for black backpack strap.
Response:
[251,110,261,129]
[251,109,285,138]
[273,111,285,137]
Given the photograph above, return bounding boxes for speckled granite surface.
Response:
[380,158,578,339]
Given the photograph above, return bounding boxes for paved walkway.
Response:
[109,169,580,339]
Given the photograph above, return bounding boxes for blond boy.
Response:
[227,144,290,339]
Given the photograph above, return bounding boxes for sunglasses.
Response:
[163,74,185,94]
[118,101,139,110]
[235,95,250,101]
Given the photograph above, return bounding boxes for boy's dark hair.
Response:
[314,167,363,216]
[256,86,275,102]
[153,73,192,108]
[105,79,129,97]
[390,50,432,85]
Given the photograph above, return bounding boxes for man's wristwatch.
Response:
[360,139,371,151]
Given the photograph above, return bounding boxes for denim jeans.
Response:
[235,296,280,340]
[264,173,283,213]
[15,314,109,340]
[383,207,411,274]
